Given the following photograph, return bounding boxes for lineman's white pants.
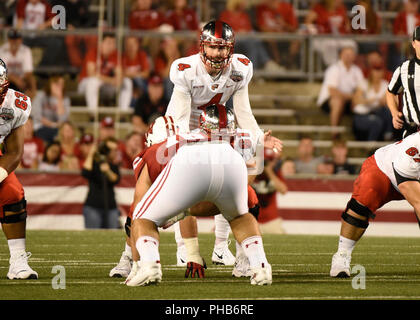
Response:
[133,143,249,226]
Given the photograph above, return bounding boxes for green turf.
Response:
[0,230,419,300]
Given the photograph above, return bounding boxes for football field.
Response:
[0,230,419,300]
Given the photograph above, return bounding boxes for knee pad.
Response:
[249,204,260,221]
[0,198,27,224]
[124,216,131,238]
[341,198,374,229]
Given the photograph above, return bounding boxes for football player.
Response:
[165,20,282,276]
[0,58,37,279]
[126,106,272,286]
[330,132,420,277]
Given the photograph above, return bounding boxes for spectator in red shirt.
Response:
[129,0,164,30]
[256,0,300,68]
[78,32,133,112]
[389,0,420,69]
[20,117,44,169]
[393,0,420,36]
[15,0,66,67]
[165,0,199,31]
[154,37,181,100]
[219,0,281,70]
[304,0,355,66]
[304,0,350,35]
[123,36,151,107]
[120,132,145,170]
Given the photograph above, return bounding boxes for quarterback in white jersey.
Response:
[164,20,282,273]
[0,58,37,280]
[330,133,420,278]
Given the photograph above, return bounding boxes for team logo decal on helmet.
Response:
[145,116,179,147]
[199,104,236,135]
[200,20,235,71]
[0,59,10,106]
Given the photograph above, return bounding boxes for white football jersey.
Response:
[0,89,32,144]
[168,53,253,130]
[375,132,420,192]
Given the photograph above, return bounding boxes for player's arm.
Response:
[165,87,191,133]
[397,180,420,222]
[0,125,25,182]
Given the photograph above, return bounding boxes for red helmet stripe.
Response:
[214,20,223,39]
[216,104,227,129]
[163,116,171,136]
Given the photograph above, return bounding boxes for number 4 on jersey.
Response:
[14,92,28,110]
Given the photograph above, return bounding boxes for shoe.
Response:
[212,240,235,266]
[7,252,38,280]
[330,250,351,278]
[176,245,187,267]
[124,259,138,284]
[109,251,132,278]
[232,253,252,277]
[126,261,162,287]
[250,263,272,286]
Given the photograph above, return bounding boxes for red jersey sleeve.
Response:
[16,0,27,19]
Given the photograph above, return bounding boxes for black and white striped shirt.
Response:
[388,57,420,125]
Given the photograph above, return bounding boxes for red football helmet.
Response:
[199,20,235,71]
[0,58,9,106]
[145,116,179,147]
[199,104,236,135]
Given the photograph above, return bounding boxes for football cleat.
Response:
[7,252,38,280]
[232,253,252,277]
[250,263,272,286]
[124,259,138,284]
[126,261,162,287]
[176,245,187,267]
[109,251,132,278]
[330,250,351,278]
[212,240,235,266]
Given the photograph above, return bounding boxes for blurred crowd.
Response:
[0,0,418,176]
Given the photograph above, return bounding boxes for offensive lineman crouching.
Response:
[330,132,420,277]
[0,58,37,279]
[125,107,272,286]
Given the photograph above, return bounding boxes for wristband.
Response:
[0,167,8,184]
[183,237,204,265]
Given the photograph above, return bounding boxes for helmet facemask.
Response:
[0,59,9,106]
[199,21,235,72]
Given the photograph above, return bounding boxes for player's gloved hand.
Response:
[185,260,207,278]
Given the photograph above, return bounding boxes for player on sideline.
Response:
[165,19,282,275]
[126,106,272,286]
[0,58,37,279]
[330,132,420,277]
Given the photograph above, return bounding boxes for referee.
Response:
[387,26,420,138]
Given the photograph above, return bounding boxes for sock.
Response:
[8,238,26,257]
[136,236,160,263]
[338,236,356,254]
[236,240,245,257]
[124,242,132,258]
[183,237,203,265]
[214,214,231,245]
[241,236,268,268]
[174,222,184,248]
